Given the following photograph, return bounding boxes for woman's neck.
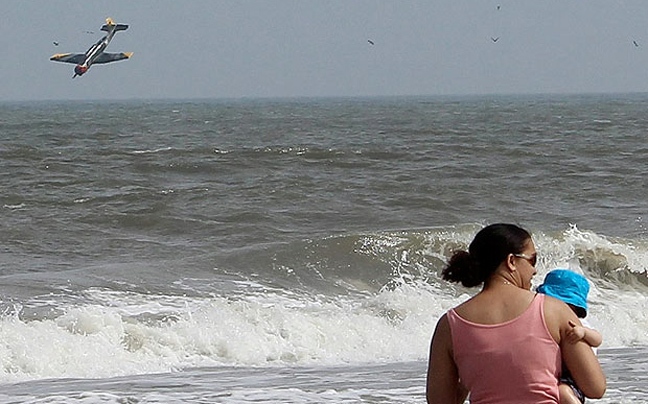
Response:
[484,272,520,290]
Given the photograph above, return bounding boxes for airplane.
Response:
[50,18,133,78]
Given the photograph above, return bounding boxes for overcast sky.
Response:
[3,1,648,101]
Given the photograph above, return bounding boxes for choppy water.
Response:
[1,94,648,403]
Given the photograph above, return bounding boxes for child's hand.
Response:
[566,320,586,344]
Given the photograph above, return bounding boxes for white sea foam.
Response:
[130,147,173,154]
[0,279,454,382]
[3,203,25,210]
[1,257,643,384]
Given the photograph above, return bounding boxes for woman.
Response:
[426,223,605,404]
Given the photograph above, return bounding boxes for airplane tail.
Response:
[101,17,129,32]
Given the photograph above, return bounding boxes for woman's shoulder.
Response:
[542,293,579,342]
[452,287,537,324]
[542,293,573,314]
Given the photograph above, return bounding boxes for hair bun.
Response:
[442,250,482,287]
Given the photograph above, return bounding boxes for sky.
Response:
[3,1,648,101]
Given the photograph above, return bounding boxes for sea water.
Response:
[1,94,647,403]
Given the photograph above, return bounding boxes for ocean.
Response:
[1,94,647,403]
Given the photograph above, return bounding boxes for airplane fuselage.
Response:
[75,29,117,76]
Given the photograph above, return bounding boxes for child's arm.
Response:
[566,320,603,347]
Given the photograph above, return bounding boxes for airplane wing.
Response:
[50,53,86,64]
[93,52,133,64]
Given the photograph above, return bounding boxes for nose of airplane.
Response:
[74,65,88,76]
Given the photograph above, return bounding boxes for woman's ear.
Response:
[506,253,517,272]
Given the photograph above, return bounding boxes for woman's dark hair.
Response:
[442,223,531,287]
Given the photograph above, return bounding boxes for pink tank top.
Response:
[446,293,561,404]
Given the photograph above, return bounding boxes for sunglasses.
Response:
[513,253,537,267]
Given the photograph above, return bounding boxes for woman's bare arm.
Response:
[426,314,466,404]
[561,315,606,398]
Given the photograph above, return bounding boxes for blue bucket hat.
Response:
[537,269,590,318]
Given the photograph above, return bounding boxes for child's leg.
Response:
[559,383,584,404]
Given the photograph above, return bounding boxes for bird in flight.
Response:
[491,37,500,43]
[53,41,59,46]
[368,39,375,45]
[633,40,640,47]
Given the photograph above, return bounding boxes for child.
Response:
[537,269,603,404]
